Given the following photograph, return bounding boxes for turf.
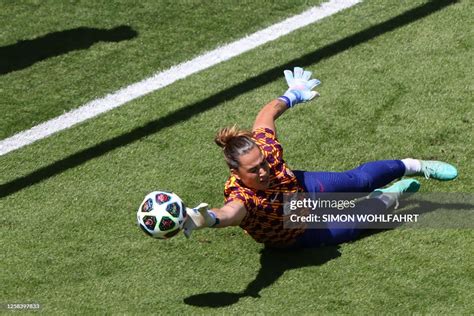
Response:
[0,0,325,140]
[1,0,473,314]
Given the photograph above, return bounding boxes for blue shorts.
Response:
[291,160,405,248]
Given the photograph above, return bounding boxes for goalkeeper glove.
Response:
[183,203,218,238]
[278,66,321,108]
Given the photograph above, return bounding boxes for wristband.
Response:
[278,90,302,108]
[278,96,292,108]
[208,211,220,227]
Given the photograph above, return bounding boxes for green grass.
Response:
[0,0,325,139]
[1,0,473,314]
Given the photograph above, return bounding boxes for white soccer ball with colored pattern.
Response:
[137,191,187,239]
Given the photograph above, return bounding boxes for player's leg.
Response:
[294,160,406,193]
[294,178,420,248]
[323,178,421,245]
[294,159,457,193]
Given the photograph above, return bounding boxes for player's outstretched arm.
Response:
[183,201,247,238]
[253,66,320,133]
[253,99,289,133]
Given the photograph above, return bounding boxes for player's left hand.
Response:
[279,66,321,108]
[183,203,217,238]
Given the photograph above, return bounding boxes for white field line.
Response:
[0,0,361,156]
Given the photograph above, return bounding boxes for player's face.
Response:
[233,146,270,190]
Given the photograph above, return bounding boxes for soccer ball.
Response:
[137,191,187,239]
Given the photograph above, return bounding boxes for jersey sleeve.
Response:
[252,127,284,167]
[224,177,254,211]
[225,186,247,205]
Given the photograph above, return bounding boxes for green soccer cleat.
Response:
[420,160,458,181]
[374,178,421,196]
[369,178,421,209]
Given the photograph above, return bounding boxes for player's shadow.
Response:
[183,246,341,308]
[393,197,473,228]
[183,198,473,308]
[0,25,137,75]
[356,198,474,240]
[0,0,459,198]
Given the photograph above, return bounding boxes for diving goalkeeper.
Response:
[183,67,458,248]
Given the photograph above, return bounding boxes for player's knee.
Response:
[347,169,371,190]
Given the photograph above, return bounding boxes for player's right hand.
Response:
[183,203,217,238]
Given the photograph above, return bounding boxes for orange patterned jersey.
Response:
[223,127,305,247]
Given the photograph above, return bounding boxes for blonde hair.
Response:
[215,125,256,169]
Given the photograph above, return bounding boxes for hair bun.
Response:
[215,125,252,148]
[215,126,236,148]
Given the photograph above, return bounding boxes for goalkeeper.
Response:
[183,67,458,248]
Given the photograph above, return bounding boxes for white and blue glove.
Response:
[278,67,321,108]
[183,203,218,238]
